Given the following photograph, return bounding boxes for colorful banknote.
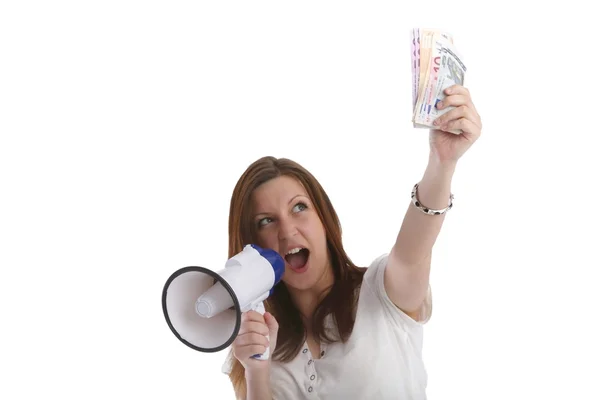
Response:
[411,28,466,134]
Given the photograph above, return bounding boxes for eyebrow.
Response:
[288,194,305,204]
[253,194,307,218]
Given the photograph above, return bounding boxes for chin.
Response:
[282,269,317,291]
[284,281,316,293]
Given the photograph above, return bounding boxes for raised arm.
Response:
[384,85,482,319]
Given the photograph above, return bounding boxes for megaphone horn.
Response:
[162,244,285,360]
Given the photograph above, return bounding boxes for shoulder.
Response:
[361,253,432,326]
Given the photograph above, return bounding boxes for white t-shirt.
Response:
[222,253,433,399]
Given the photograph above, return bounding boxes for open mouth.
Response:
[284,247,309,271]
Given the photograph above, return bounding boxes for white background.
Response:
[1,1,599,399]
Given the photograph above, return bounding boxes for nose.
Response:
[277,215,298,241]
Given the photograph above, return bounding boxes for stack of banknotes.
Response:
[411,28,467,134]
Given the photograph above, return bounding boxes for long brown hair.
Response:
[226,156,366,399]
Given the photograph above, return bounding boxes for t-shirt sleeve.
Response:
[363,253,432,327]
[221,349,234,375]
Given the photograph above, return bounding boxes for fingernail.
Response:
[433,119,440,126]
[445,88,452,94]
[436,101,443,109]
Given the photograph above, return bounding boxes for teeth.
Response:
[286,247,303,255]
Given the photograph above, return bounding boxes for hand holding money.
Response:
[411,28,482,163]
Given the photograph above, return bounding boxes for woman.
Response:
[222,84,482,399]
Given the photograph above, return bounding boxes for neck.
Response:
[287,263,334,321]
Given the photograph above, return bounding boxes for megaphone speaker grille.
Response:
[162,266,241,353]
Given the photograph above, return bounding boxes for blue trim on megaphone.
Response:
[250,244,285,296]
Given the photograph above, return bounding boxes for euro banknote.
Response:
[411,28,467,134]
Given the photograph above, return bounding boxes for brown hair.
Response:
[225,156,366,399]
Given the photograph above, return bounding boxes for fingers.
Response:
[436,94,472,110]
[438,85,478,113]
[433,105,480,130]
[233,343,269,360]
[264,311,279,333]
[235,331,269,348]
[434,85,482,134]
[445,84,467,94]
[232,311,271,362]
[242,310,266,324]
[442,118,480,139]
[238,311,269,337]
[238,320,269,336]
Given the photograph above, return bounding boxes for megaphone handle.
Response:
[250,301,270,361]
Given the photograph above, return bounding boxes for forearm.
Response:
[392,154,456,267]
[244,369,272,400]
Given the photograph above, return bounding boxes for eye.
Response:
[257,217,273,228]
[292,202,307,213]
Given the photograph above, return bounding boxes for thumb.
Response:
[264,311,279,338]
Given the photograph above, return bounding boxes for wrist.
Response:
[416,156,455,210]
[422,158,455,188]
[427,152,457,175]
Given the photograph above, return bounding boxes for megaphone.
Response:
[162,244,285,360]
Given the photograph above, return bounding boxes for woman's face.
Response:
[250,175,331,292]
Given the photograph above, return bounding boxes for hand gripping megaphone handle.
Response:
[249,301,271,361]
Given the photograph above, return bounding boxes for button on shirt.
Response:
[223,253,433,400]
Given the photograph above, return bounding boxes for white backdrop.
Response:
[1,1,599,399]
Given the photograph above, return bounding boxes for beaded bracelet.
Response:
[411,183,454,215]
